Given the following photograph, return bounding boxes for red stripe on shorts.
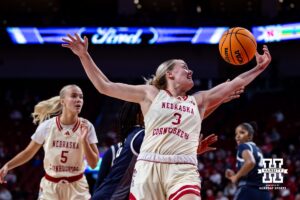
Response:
[129,193,137,200]
[169,185,201,200]
[172,190,200,200]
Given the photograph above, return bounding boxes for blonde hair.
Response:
[32,85,80,125]
[145,59,178,89]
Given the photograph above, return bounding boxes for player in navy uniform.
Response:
[225,122,271,200]
[92,102,145,200]
[93,142,122,190]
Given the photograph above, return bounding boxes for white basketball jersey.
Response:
[31,116,97,177]
[140,90,201,155]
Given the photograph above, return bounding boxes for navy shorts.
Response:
[234,186,271,200]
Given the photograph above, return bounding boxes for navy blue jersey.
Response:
[94,143,121,190]
[92,126,145,200]
[236,142,265,187]
[234,142,271,200]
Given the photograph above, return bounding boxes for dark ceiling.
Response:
[0,0,299,27]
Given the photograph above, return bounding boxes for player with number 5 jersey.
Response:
[0,85,99,200]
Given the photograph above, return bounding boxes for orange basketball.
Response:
[219,27,257,65]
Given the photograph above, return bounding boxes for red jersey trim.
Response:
[164,90,188,101]
[45,173,83,183]
[72,119,80,132]
[56,116,63,131]
[56,116,80,133]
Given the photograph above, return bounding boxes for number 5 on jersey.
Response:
[61,150,69,163]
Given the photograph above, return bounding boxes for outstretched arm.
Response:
[0,141,42,183]
[203,84,244,119]
[194,45,271,117]
[62,34,155,104]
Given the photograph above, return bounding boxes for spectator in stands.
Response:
[216,191,228,200]
[223,182,237,198]
[0,185,12,200]
[0,84,99,200]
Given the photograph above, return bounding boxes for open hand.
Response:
[0,165,8,184]
[255,45,272,71]
[79,119,89,142]
[197,133,218,155]
[225,169,238,184]
[62,33,89,57]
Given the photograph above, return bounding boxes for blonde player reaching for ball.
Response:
[62,33,271,200]
[0,84,99,200]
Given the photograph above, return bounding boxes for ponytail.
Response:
[31,84,81,125]
[32,96,62,125]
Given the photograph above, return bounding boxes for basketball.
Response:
[219,27,257,65]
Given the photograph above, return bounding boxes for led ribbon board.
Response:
[7,23,300,45]
[252,22,300,43]
[7,27,228,45]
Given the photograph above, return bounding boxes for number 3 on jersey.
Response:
[172,113,182,125]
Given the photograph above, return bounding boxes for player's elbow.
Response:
[95,81,110,95]
[98,81,118,97]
